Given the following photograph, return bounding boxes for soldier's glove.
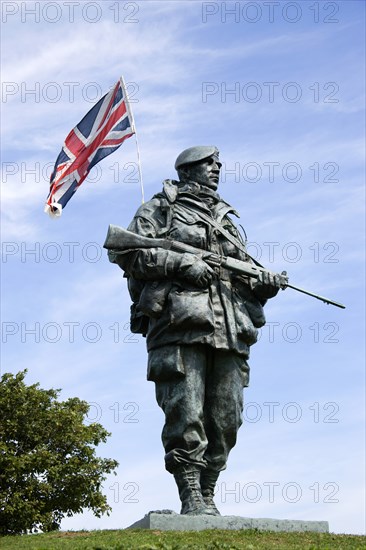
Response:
[253,271,287,300]
[177,253,215,288]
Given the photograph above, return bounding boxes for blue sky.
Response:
[1,0,365,535]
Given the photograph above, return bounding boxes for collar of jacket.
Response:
[177,180,220,201]
[161,179,240,220]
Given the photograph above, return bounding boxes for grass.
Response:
[1,529,365,550]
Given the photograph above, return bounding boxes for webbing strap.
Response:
[178,199,246,251]
[178,198,264,267]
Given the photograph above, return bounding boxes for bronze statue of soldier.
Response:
[108,146,285,516]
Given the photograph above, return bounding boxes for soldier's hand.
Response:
[253,270,288,300]
[183,259,215,288]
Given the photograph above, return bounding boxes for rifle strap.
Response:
[178,199,264,268]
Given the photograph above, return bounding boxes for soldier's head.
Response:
[174,146,222,190]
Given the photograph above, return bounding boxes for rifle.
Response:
[104,225,345,309]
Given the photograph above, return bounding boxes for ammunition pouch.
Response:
[130,302,149,335]
[129,279,171,335]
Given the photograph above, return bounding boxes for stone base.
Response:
[127,510,329,532]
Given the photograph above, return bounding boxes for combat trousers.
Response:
[153,344,249,473]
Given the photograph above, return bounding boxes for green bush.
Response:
[0,370,118,535]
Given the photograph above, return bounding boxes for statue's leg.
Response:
[173,465,213,515]
[154,344,214,514]
[200,468,221,515]
[201,350,249,515]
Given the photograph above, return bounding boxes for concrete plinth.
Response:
[127,510,329,532]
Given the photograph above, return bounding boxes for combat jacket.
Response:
[114,180,267,360]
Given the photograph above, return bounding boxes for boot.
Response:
[200,469,221,516]
[173,466,214,515]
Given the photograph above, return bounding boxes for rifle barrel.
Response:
[286,283,346,309]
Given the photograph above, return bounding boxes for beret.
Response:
[174,146,219,169]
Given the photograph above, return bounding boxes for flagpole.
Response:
[133,133,144,204]
[120,76,144,204]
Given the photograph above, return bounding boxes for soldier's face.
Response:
[186,155,222,190]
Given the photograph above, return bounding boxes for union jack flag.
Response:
[45,76,135,217]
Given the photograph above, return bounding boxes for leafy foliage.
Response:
[0,370,118,535]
